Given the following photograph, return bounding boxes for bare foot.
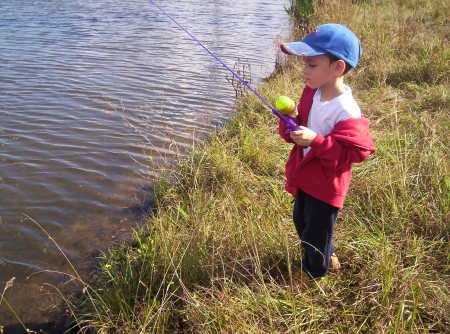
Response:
[329,253,341,271]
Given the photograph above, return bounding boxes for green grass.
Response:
[70,0,449,332]
[285,0,319,21]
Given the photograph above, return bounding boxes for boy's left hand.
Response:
[290,126,317,146]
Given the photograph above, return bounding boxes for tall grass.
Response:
[285,0,319,21]
[73,0,449,332]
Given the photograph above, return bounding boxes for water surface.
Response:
[0,0,291,325]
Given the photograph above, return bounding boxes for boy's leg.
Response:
[292,191,306,238]
[300,192,339,278]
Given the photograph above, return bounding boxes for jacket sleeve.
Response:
[310,133,373,165]
[309,118,376,172]
[278,119,294,143]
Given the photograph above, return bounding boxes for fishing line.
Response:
[147,0,299,131]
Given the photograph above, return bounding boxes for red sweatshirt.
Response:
[279,86,376,208]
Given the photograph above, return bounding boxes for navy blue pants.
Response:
[293,190,339,278]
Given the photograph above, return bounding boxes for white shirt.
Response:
[304,85,361,156]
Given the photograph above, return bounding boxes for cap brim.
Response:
[280,42,324,57]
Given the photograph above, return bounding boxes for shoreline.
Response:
[4,0,448,332]
[71,0,449,332]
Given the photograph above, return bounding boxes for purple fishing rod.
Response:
[148,0,300,132]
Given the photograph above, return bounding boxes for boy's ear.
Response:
[334,60,347,76]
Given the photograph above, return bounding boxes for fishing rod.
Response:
[147,0,300,132]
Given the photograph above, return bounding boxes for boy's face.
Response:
[302,55,341,89]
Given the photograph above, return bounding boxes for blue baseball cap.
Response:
[280,24,362,68]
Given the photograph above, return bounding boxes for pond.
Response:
[0,0,291,326]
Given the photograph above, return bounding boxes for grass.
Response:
[68,0,449,332]
[285,0,319,21]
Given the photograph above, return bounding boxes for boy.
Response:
[278,24,375,279]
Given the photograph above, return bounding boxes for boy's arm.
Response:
[311,133,373,165]
[278,119,295,144]
[279,86,316,144]
[309,118,375,165]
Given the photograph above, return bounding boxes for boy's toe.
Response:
[329,253,341,271]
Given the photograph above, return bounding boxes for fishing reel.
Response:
[275,96,297,116]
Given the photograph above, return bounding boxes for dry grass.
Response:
[71,0,449,332]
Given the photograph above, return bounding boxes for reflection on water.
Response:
[0,0,291,326]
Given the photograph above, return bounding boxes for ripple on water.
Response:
[0,0,291,326]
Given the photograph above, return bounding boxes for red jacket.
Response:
[279,86,376,208]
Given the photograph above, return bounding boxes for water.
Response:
[0,0,291,326]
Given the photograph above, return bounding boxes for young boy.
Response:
[278,24,375,279]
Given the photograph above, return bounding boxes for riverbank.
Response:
[72,0,449,332]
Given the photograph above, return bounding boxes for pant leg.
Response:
[292,191,306,238]
[299,192,339,278]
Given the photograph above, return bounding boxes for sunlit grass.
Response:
[72,0,449,332]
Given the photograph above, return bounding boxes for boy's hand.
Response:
[285,110,298,118]
[290,126,317,146]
